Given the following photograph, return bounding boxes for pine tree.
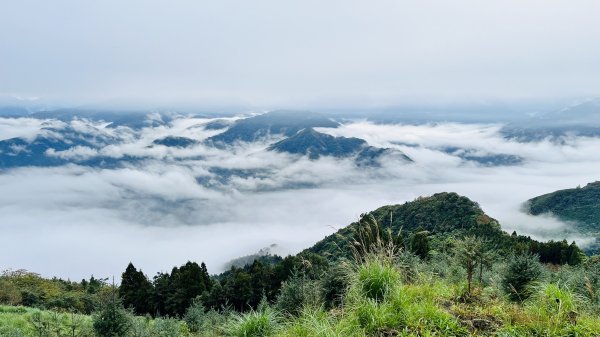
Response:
[119,263,153,315]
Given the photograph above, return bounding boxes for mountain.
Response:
[540,98,600,125]
[268,128,412,165]
[268,128,365,159]
[0,125,119,168]
[308,192,583,264]
[152,136,198,148]
[525,182,600,253]
[501,98,600,141]
[205,110,339,146]
[440,147,523,166]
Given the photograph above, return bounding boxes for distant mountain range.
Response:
[0,124,120,168]
[525,182,600,254]
[502,98,600,141]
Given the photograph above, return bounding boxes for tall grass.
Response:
[227,303,279,337]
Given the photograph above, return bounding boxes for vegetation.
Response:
[2,192,600,336]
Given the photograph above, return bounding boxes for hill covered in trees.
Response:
[526,181,600,254]
[311,192,583,265]
[2,192,600,336]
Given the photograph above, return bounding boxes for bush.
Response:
[152,317,182,337]
[320,264,350,309]
[355,298,405,335]
[228,303,279,337]
[276,273,321,316]
[92,299,131,337]
[0,280,22,306]
[184,299,205,333]
[356,258,401,302]
[502,254,544,301]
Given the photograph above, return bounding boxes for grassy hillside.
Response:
[526,182,600,253]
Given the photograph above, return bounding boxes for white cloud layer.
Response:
[1,116,600,280]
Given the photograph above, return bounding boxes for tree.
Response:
[93,286,131,337]
[475,240,496,285]
[455,236,484,294]
[119,263,153,315]
[502,253,544,301]
[151,261,212,317]
[567,241,584,266]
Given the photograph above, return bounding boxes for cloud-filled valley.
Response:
[1,109,600,280]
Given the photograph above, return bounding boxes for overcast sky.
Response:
[1,0,600,108]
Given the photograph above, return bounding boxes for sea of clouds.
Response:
[1,115,599,280]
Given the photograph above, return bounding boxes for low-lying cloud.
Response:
[1,116,599,280]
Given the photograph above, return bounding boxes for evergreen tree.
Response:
[502,253,544,301]
[455,236,483,294]
[119,263,153,315]
[93,285,131,337]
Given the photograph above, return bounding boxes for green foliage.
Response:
[356,257,401,302]
[183,299,205,333]
[151,261,212,317]
[228,303,279,337]
[92,298,131,337]
[275,273,321,316]
[152,317,183,337]
[409,230,431,260]
[454,236,486,294]
[502,254,545,301]
[0,269,108,314]
[120,263,154,315]
[320,264,350,309]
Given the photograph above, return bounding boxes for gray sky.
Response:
[1,0,600,107]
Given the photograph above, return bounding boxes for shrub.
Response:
[92,299,131,337]
[320,263,350,309]
[355,298,405,335]
[276,273,321,316]
[356,257,401,302]
[502,254,544,301]
[228,303,279,337]
[184,299,205,333]
[152,317,182,337]
[0,280,22,306]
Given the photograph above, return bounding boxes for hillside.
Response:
[310,192,582,264]
[526,181,600,253]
